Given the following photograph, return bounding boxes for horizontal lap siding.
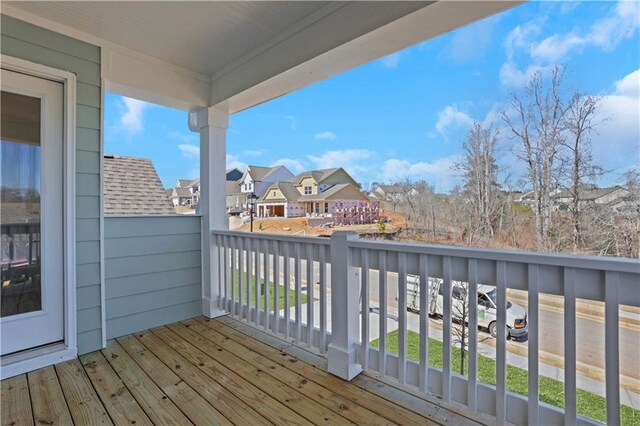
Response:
[104,216,202,339]
[1,15,103,355]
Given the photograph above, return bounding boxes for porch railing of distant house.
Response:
[211,229,639,426]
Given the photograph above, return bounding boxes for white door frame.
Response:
[1,54,77,379]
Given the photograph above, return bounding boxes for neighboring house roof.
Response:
[553,186,627,201]
[226,168,243,181]
[297,183,368,201]
[244,165,274,182]
[103,154,175,215]
[292,168,341,185]
[173,187,193,198]
[226,180,243,196]
[177,179,194,188]
[259,181,300,202]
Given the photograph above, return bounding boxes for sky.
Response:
[105,0,640,192]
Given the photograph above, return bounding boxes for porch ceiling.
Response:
[6,1,333,77]
[4,1,521,111]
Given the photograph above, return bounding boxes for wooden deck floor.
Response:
[1,316,484,426]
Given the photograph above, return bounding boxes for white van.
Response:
[403,275,528,339]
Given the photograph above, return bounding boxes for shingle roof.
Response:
[297,183,359,201]
[226,180,243,196]
[245,165,274,182]
[103,154,176,215]
[292,168,340,185]
[259,181,300,202]
[173,187,192,198]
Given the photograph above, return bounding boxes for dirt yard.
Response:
[233,210,406,237]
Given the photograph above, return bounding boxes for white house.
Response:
[239,165,294,200]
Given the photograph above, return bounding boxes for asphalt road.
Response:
[364,269,640,381]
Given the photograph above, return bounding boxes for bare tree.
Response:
[455,123,500,238]
[561,93,604,252]
[502,66,568,250]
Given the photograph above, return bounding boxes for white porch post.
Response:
[327,231,363,380]
[190,105,228,318]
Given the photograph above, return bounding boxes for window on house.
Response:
[324,203,329,213]
[273,191,276,196]
[304,186,312,194]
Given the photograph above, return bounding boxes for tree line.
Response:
[377,65,639,258]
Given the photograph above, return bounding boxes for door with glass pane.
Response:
[1,68,64,355]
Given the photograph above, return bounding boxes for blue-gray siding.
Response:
[104,216,202,339]
[1,15,103,354]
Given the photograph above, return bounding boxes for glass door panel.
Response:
[1,91,42,317]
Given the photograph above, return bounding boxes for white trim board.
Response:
[1,54,77,379]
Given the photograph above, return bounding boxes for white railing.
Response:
[212,230,639,425]
[212,230,331,353]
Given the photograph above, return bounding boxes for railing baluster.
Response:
[273,240,280,334]
[419,253,429,393]
[467,258,478,413]
[564,267,577,423]
[527,264,540,425]
[216,234,224,311]
[246,237,253,322]
[230,236,237,316]
[397,252,407,384]
[295,242,302,342]
[605,271,621,426]
[360,249,370,368]
[307,244,314,347]
[283,242,291,339]
[496,260,507,424]
[319,245,328,353]
[379,250,387,376]
[253,240,262,326]
[442,256,452,402]
[264,238,271,330]
[238,237,245,319]
[223,235,229,311]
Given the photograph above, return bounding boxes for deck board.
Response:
[1,316,476,426]
[55,359,112,425]
[27,366,74,425]
[79,351,153,426]
[101,341,193,425]
[1,374,33,426]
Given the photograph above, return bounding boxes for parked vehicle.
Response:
[402,275,528,339]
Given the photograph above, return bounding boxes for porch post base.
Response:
[327,343,362,381]
[202,297,226,319]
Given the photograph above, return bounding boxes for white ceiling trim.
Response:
[219,0,523,114]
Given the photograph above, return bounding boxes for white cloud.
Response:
[435,105,474,135]
[272,158,306,175]
[503,19,545,61]
[499,62,551,89]
[307,149,377,182]
[168,131,197,144]
[446,15,499,62]
[119,97,149,135]
[591,68,640,181]
[178,143,199,159]
[380,52,402,69]
[531,1,640,62]
[381,155,462,191]
[226,154,247,171]
[615,68,640,96]
[314,131,337,141]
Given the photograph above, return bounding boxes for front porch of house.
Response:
[1,316,481,426]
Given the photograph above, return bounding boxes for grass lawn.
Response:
[371,330,638,425]
[231,270,310,312]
